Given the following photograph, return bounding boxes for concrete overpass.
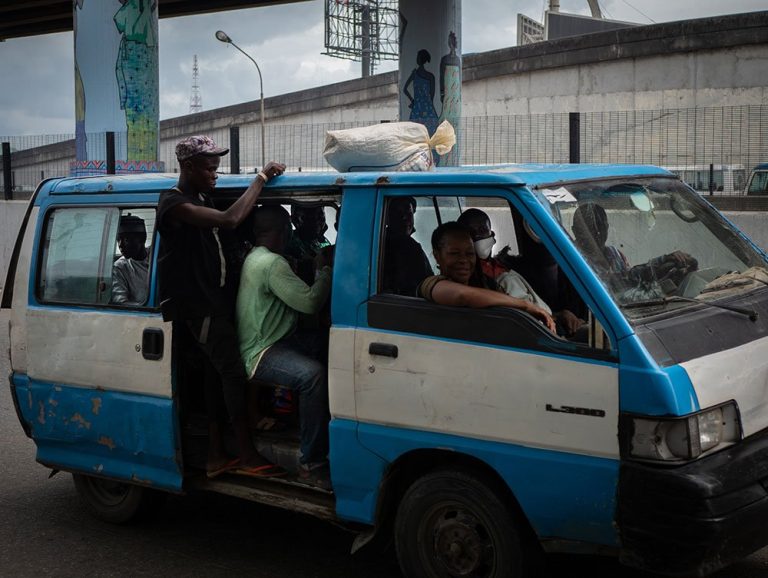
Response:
[0,1,306,40]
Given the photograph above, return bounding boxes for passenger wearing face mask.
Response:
[457,209,586,339]
[457,209,509,281]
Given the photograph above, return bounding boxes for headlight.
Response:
[621,401,742,462]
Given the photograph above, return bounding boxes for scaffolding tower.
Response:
[324,0,399,77]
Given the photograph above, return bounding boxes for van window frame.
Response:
[34,203,160,312]
[369,186,618,363]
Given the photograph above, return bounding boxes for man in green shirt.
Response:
[236,205,333,489]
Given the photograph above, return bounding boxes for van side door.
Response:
[19,200,181,491]
[353,187,621,546]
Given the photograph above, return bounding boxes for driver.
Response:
[572,203,698,294]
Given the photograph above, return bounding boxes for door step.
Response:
[187,472,337,521]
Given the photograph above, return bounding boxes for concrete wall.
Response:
[0,201,29,294]
[161,12,768,132]
[462,12,768,116]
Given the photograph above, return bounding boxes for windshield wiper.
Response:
[621,295,758,322]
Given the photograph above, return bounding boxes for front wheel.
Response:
[394,469,524,578]
[72,473,166,524]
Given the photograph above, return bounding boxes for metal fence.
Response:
[157,121,386,174]
[3,104,767,200]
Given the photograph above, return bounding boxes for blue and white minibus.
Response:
[5,165,768,577]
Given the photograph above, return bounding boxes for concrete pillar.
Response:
[398,0,461,165]
[72,0,163,175]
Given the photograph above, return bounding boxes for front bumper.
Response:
[618,426,768,576]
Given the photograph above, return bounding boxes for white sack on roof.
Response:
[323,120,455,172]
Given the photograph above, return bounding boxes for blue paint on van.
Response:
[12,374,182,492]
[342,419,620,545]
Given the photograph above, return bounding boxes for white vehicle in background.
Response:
[746,164,768,196]
[665,164,747,195]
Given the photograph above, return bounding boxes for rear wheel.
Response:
[394,469,524,578]
[72,473,166,524]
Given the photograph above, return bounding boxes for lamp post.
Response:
[215,30,265,168]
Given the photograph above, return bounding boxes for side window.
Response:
[38,207,155,307]
[370,193,613,357]
[111,209,155,306]
[39,207,117,304]
[379,195,460,297]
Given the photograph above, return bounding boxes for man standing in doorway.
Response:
[157,135,286,478]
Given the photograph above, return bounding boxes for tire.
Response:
[394,469,524,578]
[72,473,166,524]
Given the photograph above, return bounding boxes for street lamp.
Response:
[215,30,265,168]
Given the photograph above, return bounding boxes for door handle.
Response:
[369,342,398,358]
[142,328,164,361]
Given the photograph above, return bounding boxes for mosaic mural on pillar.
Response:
[399,0,461,166]
[72,0,163,175]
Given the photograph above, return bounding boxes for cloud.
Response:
[0,32,74,135]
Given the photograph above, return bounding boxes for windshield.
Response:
[538,176,768,322]
[748,170,768,195]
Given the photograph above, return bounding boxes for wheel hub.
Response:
[432,508,492,576]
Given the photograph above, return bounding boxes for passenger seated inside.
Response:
[572,203,698,298]
[287,205,331,284]
[111,214,149,305]
[496,217,561,310]
[418,221,556,332]
[236,205,333,490]
[381,196,434,296]
[457,209,585,339]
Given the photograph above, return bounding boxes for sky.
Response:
[0,0,765,136]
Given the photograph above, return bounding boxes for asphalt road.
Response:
[2,310,768,577]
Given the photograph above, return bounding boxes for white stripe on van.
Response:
[351,328,620,459]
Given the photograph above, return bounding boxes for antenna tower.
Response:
[189,55,202,114]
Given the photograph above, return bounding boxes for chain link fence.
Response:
[3,104,767,200]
